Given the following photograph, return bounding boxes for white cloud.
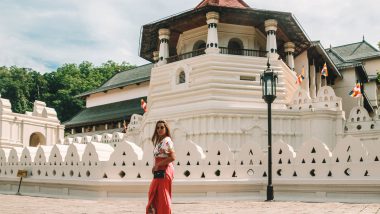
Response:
[0,0,378,72]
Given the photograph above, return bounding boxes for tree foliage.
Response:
[0,61,135,122]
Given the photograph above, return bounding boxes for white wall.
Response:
[0,99,64,148]
[333,68,358,118]
[294,50,309,91]
[363,58,380,76]
[86,82,149,108]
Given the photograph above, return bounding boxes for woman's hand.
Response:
[152,165,159,174]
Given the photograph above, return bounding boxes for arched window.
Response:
[193,40,206,50]
[29,132,46,147]
[228,38,244,55]
[178,70,186,84]
[192,40,206,57]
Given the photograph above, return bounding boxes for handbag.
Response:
[148,206,156,214]
[153,170,165,179]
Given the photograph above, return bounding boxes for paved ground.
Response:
[0,194,379,214]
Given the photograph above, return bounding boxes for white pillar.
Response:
[284,42,295,71]
[302,62,310,95]
[310,61,317,99]
[316,65,321,94]
[158,28,170,66]
[265,19,278,59]
[205,11,219,54]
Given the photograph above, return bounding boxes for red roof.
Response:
[195,0,250,9]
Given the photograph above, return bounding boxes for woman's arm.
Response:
[153,151,176,172]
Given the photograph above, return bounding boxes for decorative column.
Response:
[284,42,295,71]
[158,28,170,65]
[265,19,278,58]
[310,60,317,99]
[205,11,219,54]
[316,64,321,94]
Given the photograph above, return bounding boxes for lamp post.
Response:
[260,59,278,201]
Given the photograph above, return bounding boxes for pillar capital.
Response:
[284,42,295,53]
[158,28,170,39]
[153,51,159,63]
[206,11,219,24]
[265,19,278,32]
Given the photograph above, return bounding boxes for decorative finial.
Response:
[267,58,270,69]
[362,35,365,41]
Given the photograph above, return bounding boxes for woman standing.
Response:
[146,120,176,214]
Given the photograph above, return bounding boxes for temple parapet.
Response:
[345,106,373,132]
[314,86,342,111]
[289,88,313,111]
[288,86,342,112]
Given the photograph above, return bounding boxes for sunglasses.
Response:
[156,126,165,130]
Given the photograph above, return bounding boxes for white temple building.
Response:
[0,0,380,202]
[0,98,64,148]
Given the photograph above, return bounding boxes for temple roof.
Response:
[140,5,311,62]
[64,97,145,127]
[195,0,250,9]
[76,63,153,98]
[326,40,380,69]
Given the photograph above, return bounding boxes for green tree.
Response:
[0,61,136,123]
[44,61,135,122]
[0,67,34,113]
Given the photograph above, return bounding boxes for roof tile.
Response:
[195,0,250,9]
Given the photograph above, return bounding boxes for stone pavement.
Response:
[0,194,379,214]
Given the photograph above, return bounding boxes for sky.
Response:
[0,0,379,73]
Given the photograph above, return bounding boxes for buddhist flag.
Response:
[295,67,305,85]
[321,63,328,77]
[141,99,147,112]
[348,83,362,98]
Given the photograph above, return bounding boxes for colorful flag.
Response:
[141,99,147,112]
[321,63,328,77]
[295,73,304,85]
[295,67,305,85]
[348,83,362,98]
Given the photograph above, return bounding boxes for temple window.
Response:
[178,70,186,84]
[193,40,206,51]
[228,38,244,55]
[192,40,206,57]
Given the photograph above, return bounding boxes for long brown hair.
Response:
[151,120,172,146]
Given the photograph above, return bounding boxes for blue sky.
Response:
[0,0,379,73]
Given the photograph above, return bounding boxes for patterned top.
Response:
[153,136,174,158]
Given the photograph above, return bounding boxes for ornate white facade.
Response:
[0,0,379,202]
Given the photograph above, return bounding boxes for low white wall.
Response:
[0,132,379,202]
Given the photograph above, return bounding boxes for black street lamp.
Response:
[260,59,278,201]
